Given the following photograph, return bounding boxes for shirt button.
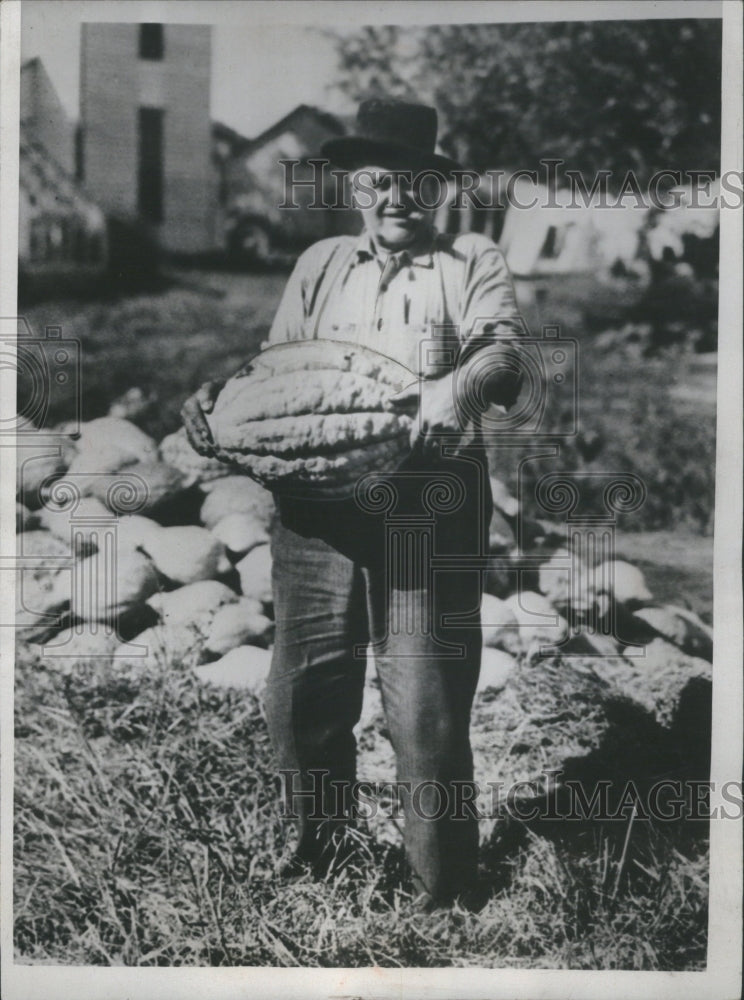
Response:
[377,318,383,330]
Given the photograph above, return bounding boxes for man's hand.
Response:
[387,352,524,462]
[181,378,225,458]
[388,372,463,459]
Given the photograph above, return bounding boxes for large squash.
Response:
[204,340,415,495]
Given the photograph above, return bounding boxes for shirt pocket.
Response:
[412,323,461,379]
[311,318,362,344]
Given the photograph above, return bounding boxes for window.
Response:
[540,222,577,261]
[137,107,164,224]
[75,124,84,182]
[218,166,228,207]
[30,219,44,261]
[139,23,164,60]
[540,225,559,259]
[73,225,86,263]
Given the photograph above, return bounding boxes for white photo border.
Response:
[1,2,740,998]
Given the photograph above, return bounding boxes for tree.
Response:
[328,19,722,187]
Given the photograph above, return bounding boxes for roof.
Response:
[211,120,249,148]
[19,126,103,224]
[238,104,345,155]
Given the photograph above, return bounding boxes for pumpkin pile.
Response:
[14,378,712,718]
[205,340,416,495]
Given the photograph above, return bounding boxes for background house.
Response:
[498,178,719,283]
[221,104,359,261]
[19,58,107,280]
[19,134,107,278]
[20,57,76,177]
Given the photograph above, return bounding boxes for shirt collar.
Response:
[355,227,437,270]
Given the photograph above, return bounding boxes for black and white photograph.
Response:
[1,1,741,997]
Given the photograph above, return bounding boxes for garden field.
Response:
[14,268,715,968]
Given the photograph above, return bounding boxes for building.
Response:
[211,120,249,247]
[222,104,359,261]
[78,22,216,253]
[19,129,108,279]
[19,59,106,279]
[498,177,719,282]
[20,57,76,177]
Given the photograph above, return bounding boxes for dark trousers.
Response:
[263,454,491,902]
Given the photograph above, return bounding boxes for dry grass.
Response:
[14,644,709,968]
[19,272,287,441]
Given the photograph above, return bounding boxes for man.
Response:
[184,99,526,909]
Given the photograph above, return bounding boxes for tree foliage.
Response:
[329,19,722,185]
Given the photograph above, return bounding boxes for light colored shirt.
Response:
[267,228,526,377]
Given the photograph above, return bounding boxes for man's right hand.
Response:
[181,378,225,458]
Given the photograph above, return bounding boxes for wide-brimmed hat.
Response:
[321,98,461,176]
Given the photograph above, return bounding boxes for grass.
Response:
[19,271,287,442]
[14,645,709,968]
[488,331,716,536]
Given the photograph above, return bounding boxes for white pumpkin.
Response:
[199,475,274,531]
[37,625,120,664]
[39,495,111,552]
[236,544,273,606]
[50,547,161,621]
[16,531,72,620]
[595,560,652,607]
[538,549,605,619]
[537,549,573,608]
[146,580,239,629]
[480,593,520,654]
[86,460,186,515]
[115,514,165,552]
[632,605,712,660]
[203,598,273,657]
[504,590,569,647]
[65,417,158,474]
[194,645,272,691]
[210,512,270,557]
[477,647,517,694]
[139,526,231,585]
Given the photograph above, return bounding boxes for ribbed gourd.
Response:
[204,340,415,495]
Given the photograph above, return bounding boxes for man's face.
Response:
[352,165,436,251]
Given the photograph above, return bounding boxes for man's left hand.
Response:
[388,372,463,459]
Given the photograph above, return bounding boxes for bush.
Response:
[490,337,715,536]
